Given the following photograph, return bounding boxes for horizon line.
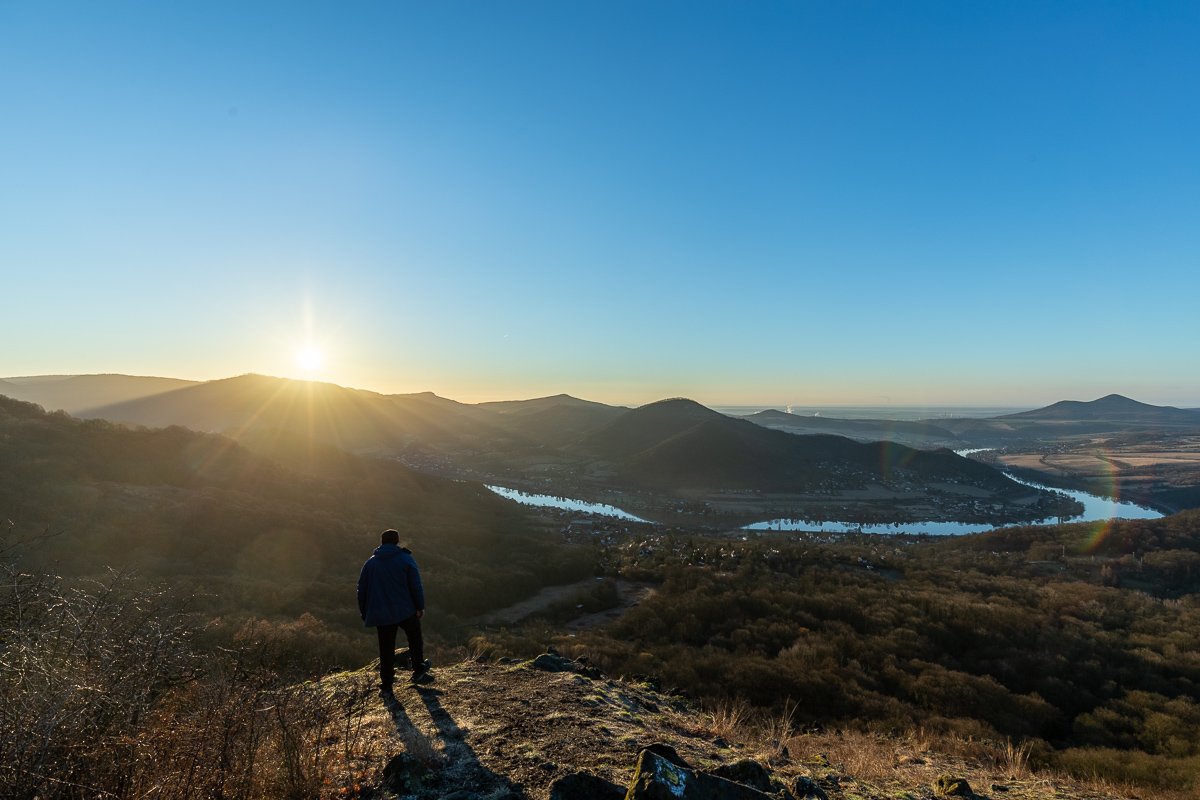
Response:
[3,371,1198,411]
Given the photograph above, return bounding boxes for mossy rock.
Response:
[933,775,972,797]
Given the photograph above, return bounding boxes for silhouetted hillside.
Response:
[744,409,961,446]
[577,399,1014,492]
[479,393,618,416]
[81,374,520,454]
[0,394,592,624]
[578,398,728,458]
[1001,394,1200,424]
[477,394,627,446]
[0,373,197,414]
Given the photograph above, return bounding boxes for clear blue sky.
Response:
[2,1,1197,406]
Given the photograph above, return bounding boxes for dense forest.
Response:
[478,512,1200,790]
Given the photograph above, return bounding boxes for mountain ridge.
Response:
[1000,394,1200,423]
[10,373,1067,517]
[742,408,961,446]
[0,373,199,415]
[575,398,1017,494]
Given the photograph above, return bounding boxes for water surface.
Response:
[485,485,648,522]
[486,474,1163,535]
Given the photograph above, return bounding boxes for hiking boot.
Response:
[378,683,394,696]
[410,668,433,685]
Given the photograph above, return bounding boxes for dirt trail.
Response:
[566,582,654,631]
[472,579,654,629]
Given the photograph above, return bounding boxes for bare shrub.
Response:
[0,553,379,799]
[0,565,197,798]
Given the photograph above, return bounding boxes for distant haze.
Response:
[2,373,1193,419]
[712,405,1031,421]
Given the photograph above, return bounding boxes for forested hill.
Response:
[1001,394,1200,424]
[574,398,1016,492]
[0,395,594,625]
[742,408,961,447]
[75,373,523,452]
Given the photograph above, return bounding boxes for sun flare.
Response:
[294,346,324,373]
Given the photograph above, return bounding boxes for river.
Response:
[485,470,1163,535]
[484,485,649,522]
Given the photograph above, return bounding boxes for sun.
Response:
[294,345,324,374]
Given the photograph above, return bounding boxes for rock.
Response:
[549,771,625,800]
[631,673,662,691]
[643,742,690,768]
[626,749,775,800]
[533,653,572,672]
[933,775,973,797]
[530,651,603,678]
[711,759,773,793]
[791,776,828,800]
[382,753,427,794]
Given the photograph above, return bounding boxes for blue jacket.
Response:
[357,544,425,627]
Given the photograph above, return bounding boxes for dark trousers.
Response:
[376,614,423,688]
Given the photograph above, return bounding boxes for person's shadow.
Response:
[383,684,523,798]
[383,694,438,765]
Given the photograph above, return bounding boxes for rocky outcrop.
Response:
[531,647,604,679]
[711,759,775,793]
[328,659,1129,800]
[626,749,777,800]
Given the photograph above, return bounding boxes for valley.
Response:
[4,377,1200,795]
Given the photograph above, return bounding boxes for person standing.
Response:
[357,529,432,693]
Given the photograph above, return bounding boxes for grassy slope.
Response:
[0,394,594,630]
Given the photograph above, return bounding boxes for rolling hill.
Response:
[0,393,591,623]
[0,373,198,414]
[477,394,627,447]
[12,374,1095,517]
[1000,393,1200,424]
[78,373,521,455]
[75,376,629,456]
[742,408,961,447]
[575,398,1015,492]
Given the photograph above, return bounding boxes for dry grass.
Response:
[702,697,753,741]
[274,660,1200,800]
[765,727,1194,800]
